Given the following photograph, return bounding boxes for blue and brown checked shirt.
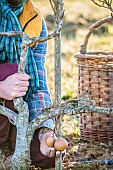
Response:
[26,19,54,130]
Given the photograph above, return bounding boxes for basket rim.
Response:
[75,52,113,59]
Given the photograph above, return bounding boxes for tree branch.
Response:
[49,0,56,13]
[91,0,113,12]
[0,31,23,37]
[0,105,18,125]
[30,98,113,133]
[27,25,63,46]
[0,20,63,47]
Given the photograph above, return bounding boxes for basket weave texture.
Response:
[76,53,113,142]
[75,16,113,143]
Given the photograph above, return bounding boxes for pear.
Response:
[46,136,56,147]
[54,137,68,151]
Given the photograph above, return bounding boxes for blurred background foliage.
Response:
[33,0,113,139]
[34,0,113,101]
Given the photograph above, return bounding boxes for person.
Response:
[0,0,63,169]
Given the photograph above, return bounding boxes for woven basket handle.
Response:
[80,15,113,54]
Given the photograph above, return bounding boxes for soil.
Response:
[63,138,113,170]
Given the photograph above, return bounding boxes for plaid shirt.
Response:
[0,0,40,99]
[27,19,54,130]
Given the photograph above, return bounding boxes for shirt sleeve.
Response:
[27,18,55,130]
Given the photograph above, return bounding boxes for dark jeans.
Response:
[0,114,55,169]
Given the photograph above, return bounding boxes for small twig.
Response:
[91,0,113,12]
[27,25,62,45]
[49,0,56,13]
[0,31,23,37]
[67,159,113,165]
[0,22,63,47]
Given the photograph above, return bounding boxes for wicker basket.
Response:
[75,16,113,143]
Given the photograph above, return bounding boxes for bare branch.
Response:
[91,0,107,8]
[0,31,23,37]
[30,98,113,133]
[0,105,18,125]
[30,99,81,132]
[0,21,63,46]
[49,0,56,13]
[27,25,63,45]
[91,0,113,12]
[65,159,113,166]
[51,0,58,12]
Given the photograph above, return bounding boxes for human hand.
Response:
[38,129,66,158]
[0,73,30,100]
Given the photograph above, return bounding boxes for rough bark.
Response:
[53,0,64,169]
